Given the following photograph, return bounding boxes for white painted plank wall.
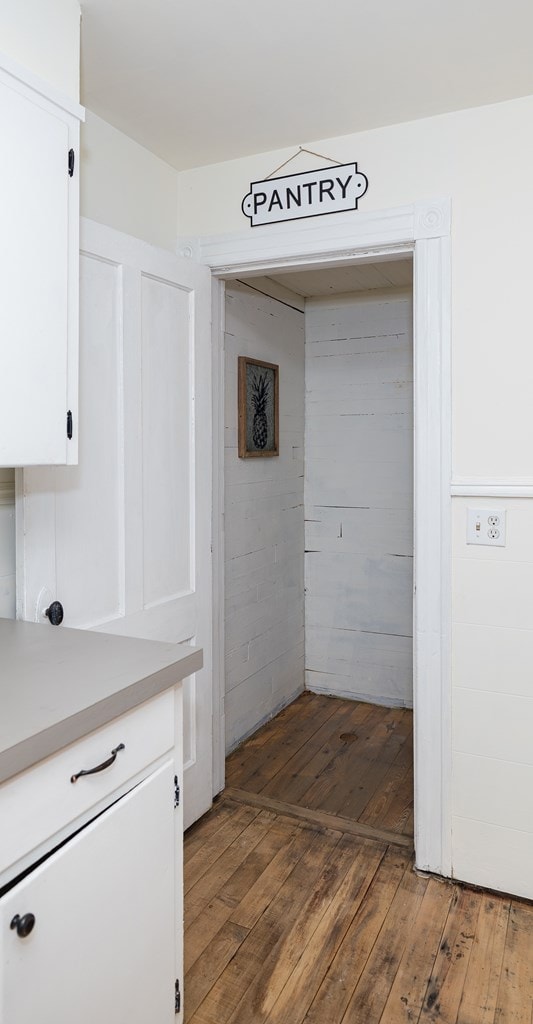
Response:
[305,292,413,705]
[224,281,305,751]
[0,469,15,618]
[451,496,533,900]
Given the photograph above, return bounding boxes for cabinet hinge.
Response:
[66,410,73,440]
[174,774,180,809]
[175,978,181,1014]
[68,148,75,177]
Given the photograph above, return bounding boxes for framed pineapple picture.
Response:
[238,356,279,458]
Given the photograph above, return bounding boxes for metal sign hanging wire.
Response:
[265,145,344,180]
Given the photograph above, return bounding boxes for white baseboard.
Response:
[304,681,413,709]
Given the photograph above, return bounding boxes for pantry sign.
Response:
[242,162,368,227]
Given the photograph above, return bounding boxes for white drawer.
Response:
[0,689,175,878]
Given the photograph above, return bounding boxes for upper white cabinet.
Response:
[0,53,84,467]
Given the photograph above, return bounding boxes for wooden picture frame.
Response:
[238,356,279,458]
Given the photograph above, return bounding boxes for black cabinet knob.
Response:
[10,913,36,938]
[45,601,64,626]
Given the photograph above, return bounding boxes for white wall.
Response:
[81,111,179,251]
[177,95,533,480]
[1,5,180,256]
[451,497,533,899]
[224,280,305,751]
[305,292,413,705]
[0,0,80,100]
[179,95,533,898]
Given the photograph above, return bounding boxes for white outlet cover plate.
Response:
[466,508,507,547]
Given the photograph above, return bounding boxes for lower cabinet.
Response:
[1,761,178,1023]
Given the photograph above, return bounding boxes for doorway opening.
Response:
[206,201,452,877]
[221,257,414,846]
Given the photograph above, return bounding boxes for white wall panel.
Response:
[224,281,305,751]
[305,299,414,344]
[306,626,412,704]
[307,384,412,418]
[453,753,533,834]
[452,496,533,898]
[452,621,533,698]
[452,816,533,902]
[306,460,412,511]
[81,112,179,253]
[306,553,413,634]
[305,293,413,704]
[453,558,533,630]
[454,689,533,766]
[225,644,305,748]
[306,506,412,555]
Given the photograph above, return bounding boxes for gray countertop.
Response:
[0,618,202,784]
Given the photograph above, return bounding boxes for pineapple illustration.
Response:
[251,372,269,449]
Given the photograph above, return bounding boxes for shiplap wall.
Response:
[224,280,305,751]
[452,496,533,899]
[305,291,413,705]
[0,469,15,618]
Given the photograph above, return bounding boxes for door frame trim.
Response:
[190,197,452,876]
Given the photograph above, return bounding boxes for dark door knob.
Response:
[10,913,36,938]
[45,601,64,626]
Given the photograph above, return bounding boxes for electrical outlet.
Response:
[466,508,507,547]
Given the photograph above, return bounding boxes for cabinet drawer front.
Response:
[0,690,174,877]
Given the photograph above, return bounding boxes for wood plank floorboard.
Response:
[225,786,413,849]
[225,692,337,793]
[184,797,533,1024]
[261,699,374,806]
[226,692,414,839]
[185,695,533,1023]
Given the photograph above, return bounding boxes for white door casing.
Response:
[188,197,452,878]
[17,220,213,829]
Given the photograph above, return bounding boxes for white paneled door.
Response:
[17,220,213,828]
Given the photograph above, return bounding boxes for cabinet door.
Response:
[0,64,80,466]
[0,761,177,1024]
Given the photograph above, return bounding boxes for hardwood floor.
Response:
[226,692,414,841]
[184,694,533,1023]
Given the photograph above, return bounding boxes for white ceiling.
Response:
[267,259,413,298]
[80,0,533,171]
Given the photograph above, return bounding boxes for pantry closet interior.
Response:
[222,258,414,840]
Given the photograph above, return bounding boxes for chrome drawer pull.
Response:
[70,743,125,784]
